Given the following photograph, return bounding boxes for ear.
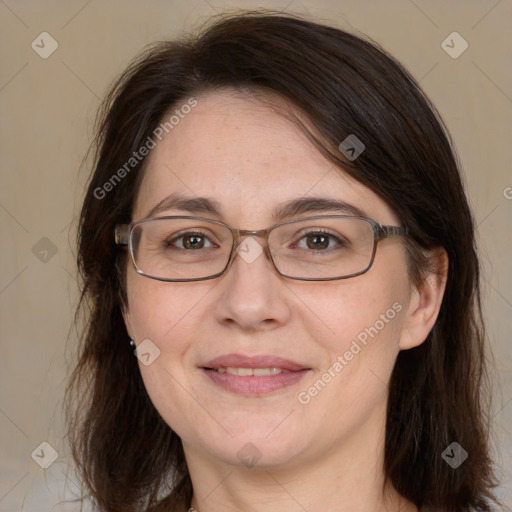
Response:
[122,304,134,340]
[399,247,449,350]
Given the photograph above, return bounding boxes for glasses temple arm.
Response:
[114,224,130,245]
[379,225,409,239]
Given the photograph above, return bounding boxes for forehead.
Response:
[133,89,397,226]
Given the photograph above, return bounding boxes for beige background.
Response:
[0,0,511,510]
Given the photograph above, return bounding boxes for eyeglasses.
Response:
[114,215,409,282]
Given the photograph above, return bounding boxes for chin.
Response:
[191,417,312,469]
[213,438,306,469]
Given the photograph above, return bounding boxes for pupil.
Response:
[307,234,328,250]
[184,235,204,249]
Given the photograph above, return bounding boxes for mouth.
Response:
[200,354,312,396]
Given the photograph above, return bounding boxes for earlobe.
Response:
[399,247,449,351]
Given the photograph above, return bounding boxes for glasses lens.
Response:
[131,218,232,280]
[269,217,375,279]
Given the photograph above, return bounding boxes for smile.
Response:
[201,354,311,396]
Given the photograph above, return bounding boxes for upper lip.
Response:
[202,354,310,371]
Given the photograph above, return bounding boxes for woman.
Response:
[66,10,501,512]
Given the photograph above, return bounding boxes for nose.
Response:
[213,235,292,332]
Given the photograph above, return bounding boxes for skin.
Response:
[123,89,448,512]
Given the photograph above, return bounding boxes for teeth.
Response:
[216,367,285,376]
[254,368,271,376]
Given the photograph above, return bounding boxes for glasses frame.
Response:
[114,215,409,282]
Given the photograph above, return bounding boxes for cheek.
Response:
[296,283,408,429]
[125,275,208,436]
[301,261,410,394]
[126,268,205,343]
[126,280,213,405]
[305,277,407,350]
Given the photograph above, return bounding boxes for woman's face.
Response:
[124,89,415,469]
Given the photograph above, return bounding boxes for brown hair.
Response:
[65,10,500,512]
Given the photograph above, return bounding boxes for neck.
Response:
[187,475,415,512]
[183,404,417,512]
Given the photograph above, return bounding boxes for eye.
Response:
[165,231,216,250]
[294,230,347,251]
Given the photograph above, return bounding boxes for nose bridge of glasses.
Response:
[235,228,270,239]
[231,228,271,253]
[230,228,273,263]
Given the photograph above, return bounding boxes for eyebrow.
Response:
[144,193,369,222]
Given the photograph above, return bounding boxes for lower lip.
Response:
[201,368,310,396]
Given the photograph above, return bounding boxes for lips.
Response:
[201,354,311,396]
